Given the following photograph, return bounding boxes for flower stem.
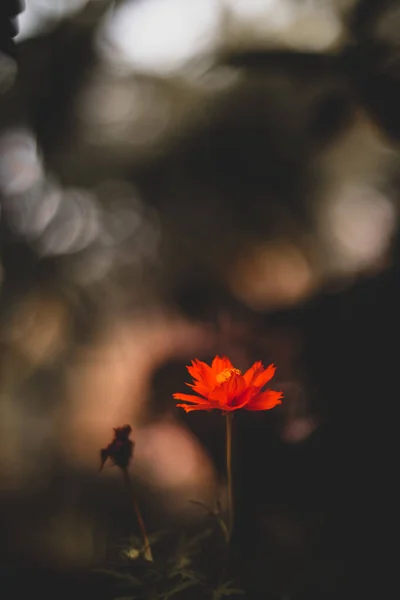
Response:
[122,467,153,562]
[225,412,234,541]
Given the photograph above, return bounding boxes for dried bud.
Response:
[100,424,134,471]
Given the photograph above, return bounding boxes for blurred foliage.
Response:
[2,0,400,322]
[97,521,243,600]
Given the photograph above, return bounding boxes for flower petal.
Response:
[245,389,283,411]
[173,392,223,412]
[173,392,209,404]
[185,381,213,397]
[176,403,217,413]
[253,363,277,389]
[243,361,264,385]
[221,375,247,408]
[211,355,234,374]
[187,359,214,386]
[227,385,255,409]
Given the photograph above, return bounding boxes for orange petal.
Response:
[220,374,247,408]
[187,359,214,386]
[173,392,209,404]
[176,403,216,413]
[206,387,229,407]
[245,389,283,411]
[186,381,212,397]
[205,371,243,406]
[253,363,277,388]
[243,361,264,385]
[211,355,234,374]
[173,392,224,411]
[228,385,255,409]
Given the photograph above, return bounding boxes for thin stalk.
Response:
[225,412,234,541]
[122,467,153,562]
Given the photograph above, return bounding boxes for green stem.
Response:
[122,467,153,562]
[225,412,234,541]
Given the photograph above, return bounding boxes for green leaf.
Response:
[212,579,244,599]
[189,499,215,515]
[93,569,142,587]
[159,578,201,600]
[188,500,229,544]
[170,568,200,582]
[185,527,214,551]
[148,529,171,544]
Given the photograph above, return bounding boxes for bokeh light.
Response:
[97,0,222,75]
[16,0,91,41]
[224,0,347,51]
[133,420,216,512]
[321,182,396,274]
[230,241,317,311]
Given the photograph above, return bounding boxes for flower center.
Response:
[216,367,241,384]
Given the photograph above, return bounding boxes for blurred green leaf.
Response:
[212,579,244,599]
[189,499,229,543]
[159,578,202,600]
[93,568,141,585]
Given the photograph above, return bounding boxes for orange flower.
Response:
[173,355,283,413]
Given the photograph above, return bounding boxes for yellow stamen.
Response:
[216,367,241,384]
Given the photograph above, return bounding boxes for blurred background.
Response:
[1,0,400,598]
